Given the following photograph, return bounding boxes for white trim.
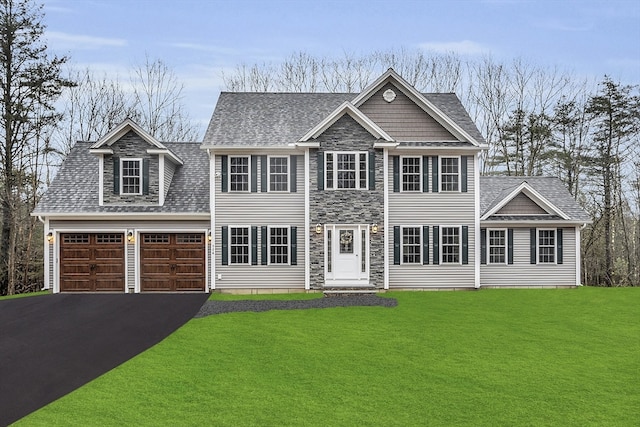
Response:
[399,225,423,265]
[439,155,461,193]
[267,225,292,266]
[324,224,370,285]
[474,154,480,288]
[299,102,394,142]
[43,218,50,290]
[324,151,369,190]
[98,154,104,206]
[399,156,422,192]
[481,182,571,220]
[575,226,581,286]
[228,155,251,193]
[227,225,252,265]
[304,148,310,290]
[90,118,166,150]
[480,219,585,227]
[383,148,389,290]
[266,155,290,193]
[536,228,557,265]
[486,228,508,265]
[120,158,143,196]
[440,225,463,265]
[374,141,399,148]
[146,148,183,165]
[32,212,211,220]
[210,152,216,290]
[158,154,165,206]
[89,148,113,155]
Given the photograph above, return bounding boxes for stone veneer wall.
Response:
[103,130,160,205]
[309,115,384,289]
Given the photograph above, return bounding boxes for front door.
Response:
[326,225,369,285]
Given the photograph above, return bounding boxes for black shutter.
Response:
[422,156,429,192]
[433,226,439,264]
[461,156,468,193]
[251,226,258,265]
[221,226,228,265]
[393,226,400,265]
[423,226,429,265]
[261,156,267,192]
[251,155,258,193]
[221,155,228,192]
[508,229,514,264]
[261,226,267,265]
[290,226,297,265]
[290,155,297,192]
[557,228,563,264]
[142,159,150,195]
[530,228,537,264]
[480,228,486,264]
[368,151,375,190]
[432,157,439,193]
[317,151,324,190]
[392,156,399,192]
[462,226,469,265]
[113,157,120,194]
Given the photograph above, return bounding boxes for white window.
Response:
[269,227,289,264]
[402,227,421,264]
[229,156,249,192]
[121,159,141,195]
[488,229,506,264]
[230,227,250,264]
[325,152,368,190]
[402,157,421,192]
[538,229,555,263]
[440,157,459,192]
[269,157,288,192]
[441,226,460,264]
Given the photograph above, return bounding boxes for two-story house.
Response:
[33,69,590,293]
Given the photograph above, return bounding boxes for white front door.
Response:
[325,225,369,285]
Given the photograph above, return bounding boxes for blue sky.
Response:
[44,0,640,133]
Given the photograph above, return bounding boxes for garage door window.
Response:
[63,234,89,244]
[177,234,203,244]
[96,234,123,244]
[144,234,170,244]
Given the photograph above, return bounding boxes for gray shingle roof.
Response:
[202,92,486,147]
[480,176,590,222]
[33,142,209,215]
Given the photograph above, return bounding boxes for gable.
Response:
[496,193,549,215]
[358,82,457,142]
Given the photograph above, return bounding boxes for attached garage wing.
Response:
[60,233,125,292]
[140,233,206,292]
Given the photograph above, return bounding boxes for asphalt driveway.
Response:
[0,293,208,426]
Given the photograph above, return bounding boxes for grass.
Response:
[18,287,640,426]
[0,290,49,301]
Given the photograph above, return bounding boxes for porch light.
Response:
[315,224,322,234]
[127,231,135,243]
[371,223,379,234]
[207,231,212,242]
[46,232,54,243]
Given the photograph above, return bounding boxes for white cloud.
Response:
[46,31,127,50]
[417,40,490,56]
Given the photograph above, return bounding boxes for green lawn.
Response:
[19,288,639,426]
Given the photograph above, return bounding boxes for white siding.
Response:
[480,227,577,287]
[164,160,176,200]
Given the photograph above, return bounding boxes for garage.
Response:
[140,233,206,292]
[59,233,125,292]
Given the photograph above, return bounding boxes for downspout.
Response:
[38,216,50,291]
[208,149,216,292]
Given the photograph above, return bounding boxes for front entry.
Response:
[325,225,369,286]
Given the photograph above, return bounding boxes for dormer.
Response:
[89,119,184,206]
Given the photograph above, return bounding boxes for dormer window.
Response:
[121,159,142,195]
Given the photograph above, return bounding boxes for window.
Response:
[230,227,250,264]
[269,227,289,264]
[230,156,249,192]
[402,227,421,264]
[441,227,460,264]
[325,152,368,189]
[440,157,459,192]
[538,229,555,263]
[121,159,141,194]
[402,157,421,191]
[488,229,506,264]
[269,157,288,192]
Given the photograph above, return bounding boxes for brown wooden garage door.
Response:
[140,233,206,292]
[60,233,125,292]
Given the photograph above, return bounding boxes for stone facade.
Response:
[309,116,385,289]
[103,131,160,205]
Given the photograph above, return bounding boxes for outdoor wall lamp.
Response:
[46,232,54,243]
[371,223,379,234]
[207,231,212,242]
[315,223,322,234]
[127,231,135,243]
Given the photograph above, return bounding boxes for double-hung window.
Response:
[441,226,460,264]
[269,157,288,192]
[538,229,555,263]
[269,227,289,264]
[488,229,506,264]
[121,159,142,195]
[440,157,459,192]
[402,157,421,192]
[325,152,368,189]
[230,227,250,264]
[402,227,421,264]
[229,156,249,192]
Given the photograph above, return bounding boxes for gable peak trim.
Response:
[481,181,570,220]
[90,118,166,150]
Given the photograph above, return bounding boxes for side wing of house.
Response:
[479,177,590,288]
